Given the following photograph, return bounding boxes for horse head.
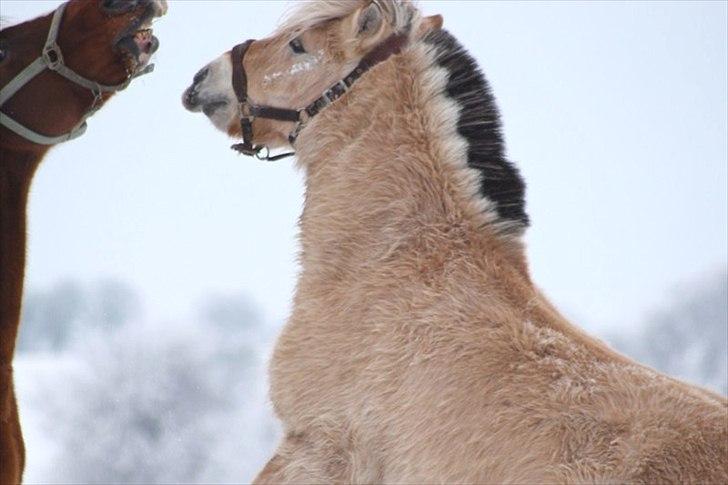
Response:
[0,0,167,150]
[182,0,442,158]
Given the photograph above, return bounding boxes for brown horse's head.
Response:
[182,0,441,153]
[0,0,167,151]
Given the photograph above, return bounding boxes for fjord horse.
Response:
[184,0,727,482]
[0,1,166,482]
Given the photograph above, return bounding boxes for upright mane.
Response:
[424,29,529,234]
[278,2,528,235]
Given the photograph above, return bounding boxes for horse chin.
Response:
[211,108,237,134]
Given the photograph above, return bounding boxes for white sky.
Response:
[3,1,727,333]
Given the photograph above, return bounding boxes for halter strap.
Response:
[0,2,154,146]
[230,40,259,157]
[230,32,409,161]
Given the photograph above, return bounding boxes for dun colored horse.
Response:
[185,1,727,482]
[0,1,166,482]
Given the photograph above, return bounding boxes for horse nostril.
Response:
[193,67,210,86]
[101,0,139,14]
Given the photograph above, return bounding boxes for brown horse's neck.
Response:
[0,147,45,361]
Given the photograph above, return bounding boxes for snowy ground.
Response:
[14,322,280,484]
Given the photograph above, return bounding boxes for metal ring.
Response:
[42,43,64,70]
[254,145,270,160]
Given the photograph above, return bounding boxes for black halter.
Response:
[229,33,408,161]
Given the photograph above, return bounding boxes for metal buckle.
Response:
[89,88,103,112]
[325,80,348,103]
[42,42,64,70]
[231,141,257,156]
[239,102,254,121]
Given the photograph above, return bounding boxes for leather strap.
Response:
[301,32,408,122]
[231,41,252,105]
[230,31,409,160]
[250,106,300,123]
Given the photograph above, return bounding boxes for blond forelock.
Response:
[277,0,416,38]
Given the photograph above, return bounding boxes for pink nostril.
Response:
[133,30,158,55]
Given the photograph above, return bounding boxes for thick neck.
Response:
[0,147,44,361]
[294,41,529,284]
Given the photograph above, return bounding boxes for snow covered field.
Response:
[14,295,281,484]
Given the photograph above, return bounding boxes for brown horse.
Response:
[184,1,727,482]
[0,1,166,482]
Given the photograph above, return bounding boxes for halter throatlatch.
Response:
[0,3,154,145]
[230,32,409,162]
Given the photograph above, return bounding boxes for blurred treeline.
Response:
[16,282,279,483]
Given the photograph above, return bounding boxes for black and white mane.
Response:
[424,29,529,233]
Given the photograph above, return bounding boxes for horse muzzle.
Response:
[113,0,166,73]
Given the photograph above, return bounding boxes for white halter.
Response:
[0,2,153,145]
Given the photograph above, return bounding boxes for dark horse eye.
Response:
[0,49,5,62]
[288,38,306,54]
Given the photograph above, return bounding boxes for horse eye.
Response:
[0,48,6,63]
[288,38,306,54]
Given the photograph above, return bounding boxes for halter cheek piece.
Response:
[0,2,154,146]
[230,32,408,162]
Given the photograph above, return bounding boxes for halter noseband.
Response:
[0,2,154,146]
[230,32,409,162]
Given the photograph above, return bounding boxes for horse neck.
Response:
[0,147,45,361]
[294,39,530,284]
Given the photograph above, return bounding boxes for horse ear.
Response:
[415,14,443,38]
[354,2,384,39]
[421,14,444,33]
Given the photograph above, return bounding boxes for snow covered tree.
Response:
[612,269,727,394]
[18,279,142,352]
[29,293,278,483]
[17,280,83,352]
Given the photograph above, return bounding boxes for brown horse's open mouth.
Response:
[115,0,166,74]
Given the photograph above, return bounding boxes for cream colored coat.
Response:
[180,1,728,481]
[255,36,728,485]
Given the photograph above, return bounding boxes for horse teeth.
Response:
[134,28,153,39]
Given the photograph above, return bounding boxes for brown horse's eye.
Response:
[0,48,6,63]
[289,38,306,54]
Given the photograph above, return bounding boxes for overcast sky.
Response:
[4,0,727,334]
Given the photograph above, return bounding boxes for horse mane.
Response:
[278,0,415,37]
[424,29,529,234]
[277,1,528,234]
